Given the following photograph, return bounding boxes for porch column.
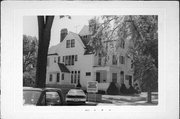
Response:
[107,71,111,83]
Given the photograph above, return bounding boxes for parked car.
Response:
[23,87,64,106]
[65,89,86,104]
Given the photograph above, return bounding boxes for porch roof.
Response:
[58,63,70,73]
[48,63,70,73]
[93,65,121,71]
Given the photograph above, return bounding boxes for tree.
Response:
[35,16,54,88]
[89,15,158,103]
[23,35,38,86]
[36,16,71,88]
[126,15,158,103]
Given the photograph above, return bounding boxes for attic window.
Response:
[66,40,70,48]
[66,39,75,48]
[71,39,75,47]
[83,35,87,39]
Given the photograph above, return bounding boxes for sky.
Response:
[23,16,94,47]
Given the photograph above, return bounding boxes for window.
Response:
[75,55,78,61]
[72,55,74,65]
[71,39,75,47]
[120,71,124,84]
[112,73,117,83]
[69,56,72,65]
[119,56,125,64]
[68,55,71,65]
[49,74,53,82]
[83,35,88,39]
[78,71,80,83]
[96,72,100,83]
[112,55,117,65]
[86,72,91,76]
[74,71,77,83]
[58,56,60,63]
[63,56,65,62]
[54,57,56,63]
[98,57,101,65]
[61,74,64,80]
[65,56,68,65]
[66,40,71,48]
[71,71,74,83]
[66,39,75,48]
[57,73,60,82]
[63,55,77,66]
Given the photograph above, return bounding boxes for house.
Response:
[46,22,134,92]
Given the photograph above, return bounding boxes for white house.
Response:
[46,23,134,92]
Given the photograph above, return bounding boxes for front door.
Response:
[112,73,117,83]
[129,76,132,86]
[96,72,100,83]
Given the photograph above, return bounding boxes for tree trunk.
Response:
[147,87,152,103]
[35,16,54,88]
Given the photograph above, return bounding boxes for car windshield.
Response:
[23,90,41,105]
[46,92,60,99]
[68,89,84,95]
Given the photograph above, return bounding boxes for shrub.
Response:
[120,83,128,94]
[97,90,106,94]
[127,85,136,94]
[107,82,119,95]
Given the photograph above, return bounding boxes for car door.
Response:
[37,90,64,106]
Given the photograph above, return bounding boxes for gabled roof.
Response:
[48,44,59,54]
[48,28,94,56]
[79,25,91,36]
[64,31,86,48]
[58,63,70,73]
[79,35,94,55]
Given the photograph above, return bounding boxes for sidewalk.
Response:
[98,92,158,106]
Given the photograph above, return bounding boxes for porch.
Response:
[92,66,122,91]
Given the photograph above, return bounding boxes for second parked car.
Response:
[65,89,86,104]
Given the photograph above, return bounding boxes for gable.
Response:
[79,25,91,36]
[48,31,94,56]
[55,32,86,54]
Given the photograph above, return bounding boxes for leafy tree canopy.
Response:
[89,15,158,93]
[23,35,38,87]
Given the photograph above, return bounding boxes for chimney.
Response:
[60,28,68,42]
